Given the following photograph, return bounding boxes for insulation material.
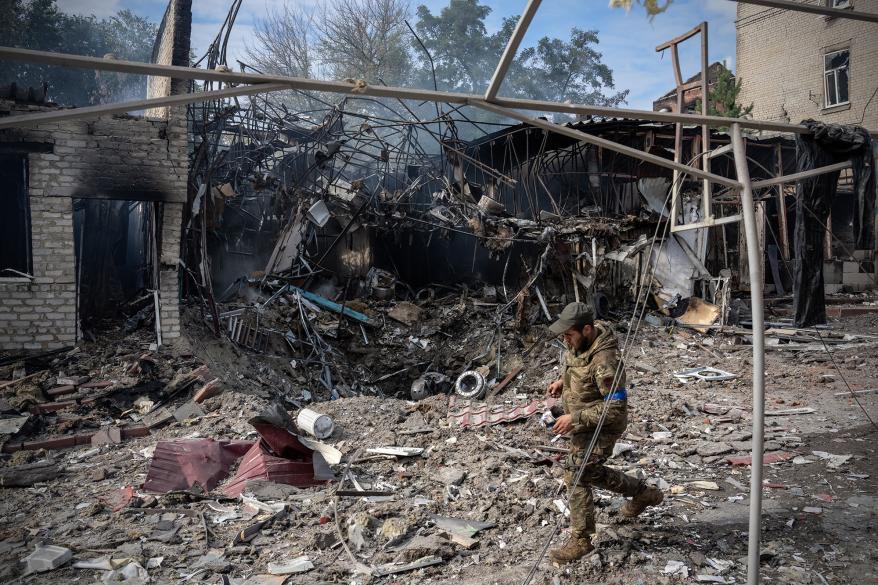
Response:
[650,236,699,304]
[640,178,710,303]
[675,297,721,333]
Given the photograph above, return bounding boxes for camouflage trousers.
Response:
[564,437,646,538]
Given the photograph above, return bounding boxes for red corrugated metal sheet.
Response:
[250,422,313,459]
[221,440,321,497]
[447,397,557,429]
[143,439,253,493]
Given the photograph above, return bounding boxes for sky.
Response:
[55,0,739,111]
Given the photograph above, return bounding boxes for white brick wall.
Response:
[736,0,878,131]
[0,100,188,350]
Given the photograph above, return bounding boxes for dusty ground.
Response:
[0,298,876,585]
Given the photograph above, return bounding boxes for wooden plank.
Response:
[655,23,703,51]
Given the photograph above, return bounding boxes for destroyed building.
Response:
[0,1,877,584]
[736,0,878,129]
[0,0,192,350]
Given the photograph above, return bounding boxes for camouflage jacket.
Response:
[561,320,628,449]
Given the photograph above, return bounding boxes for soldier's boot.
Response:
[621,486,664,518]
[548,535,594,564]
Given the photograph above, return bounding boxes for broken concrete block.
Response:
[378,517,409,541]
[91,427,122,446]
[437,467,466,486]
[823,261,842,284]
[696,442,733,458]
[842,261,859,273]
[387,301,423,326]
[173,402,205,422]
[266,556,314,574]
[24,544,72,572]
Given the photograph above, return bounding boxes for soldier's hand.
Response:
[546,379,563,397]
[552,414,573,435]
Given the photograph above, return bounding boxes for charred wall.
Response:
[0,99,187,350]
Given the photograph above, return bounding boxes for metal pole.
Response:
[731,122,765,585]
[0,46,816,134]
[471,99,741,188]
[485,0,542,101]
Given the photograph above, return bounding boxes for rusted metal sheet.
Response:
[221,440,320,497]
[447,396,557,429]
[143,439,253,493]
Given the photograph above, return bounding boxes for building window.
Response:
[829,0,851,8]
[824,49,850,107]
[0,155,32,278]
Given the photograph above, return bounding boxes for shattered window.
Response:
[823,49,850,107]
[0,154,32,278]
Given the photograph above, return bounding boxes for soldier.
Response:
[545,302,663,564]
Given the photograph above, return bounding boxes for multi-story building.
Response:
[735,0,878,131]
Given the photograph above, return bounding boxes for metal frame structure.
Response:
[0,3,873,583]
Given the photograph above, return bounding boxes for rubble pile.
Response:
[1,297,876,584]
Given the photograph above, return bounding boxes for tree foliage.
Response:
[316,0,412,85]
[0,0,157,106]
[697,66,754,119]
[246,3,315,78]
[246,0,627,109]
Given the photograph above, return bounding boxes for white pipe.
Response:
[731,123,766,585]
[297,408,335,439]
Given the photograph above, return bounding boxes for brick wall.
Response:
[146,0,193,119]
[0,100,188,350]
[736,0,878,131]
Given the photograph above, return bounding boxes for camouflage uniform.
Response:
[561,320,647,538]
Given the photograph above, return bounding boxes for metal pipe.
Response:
[731,0,878,23]
[0,46,814,134]
[731,122,766,585]
[0,82,290,129]
[471,99,742,188]
[485,0,542,101]
[750,160,852,189]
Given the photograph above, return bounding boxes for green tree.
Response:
[411,0,499,94]
[412,0,626,107]
[316,0,412,85]
[0,1,157,106]
[696,66,753,119]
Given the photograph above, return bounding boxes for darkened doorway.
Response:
[0,154,32,278]
[73,199,159,333]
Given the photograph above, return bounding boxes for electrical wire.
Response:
[765,181,878,432]
[814,327,878,432]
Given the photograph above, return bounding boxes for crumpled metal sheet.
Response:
[447,396,557,429]
[221,440,320,497]
[143,439,253,493]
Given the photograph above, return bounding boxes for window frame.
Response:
[823,48,850,108]
[0,154,33,281]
